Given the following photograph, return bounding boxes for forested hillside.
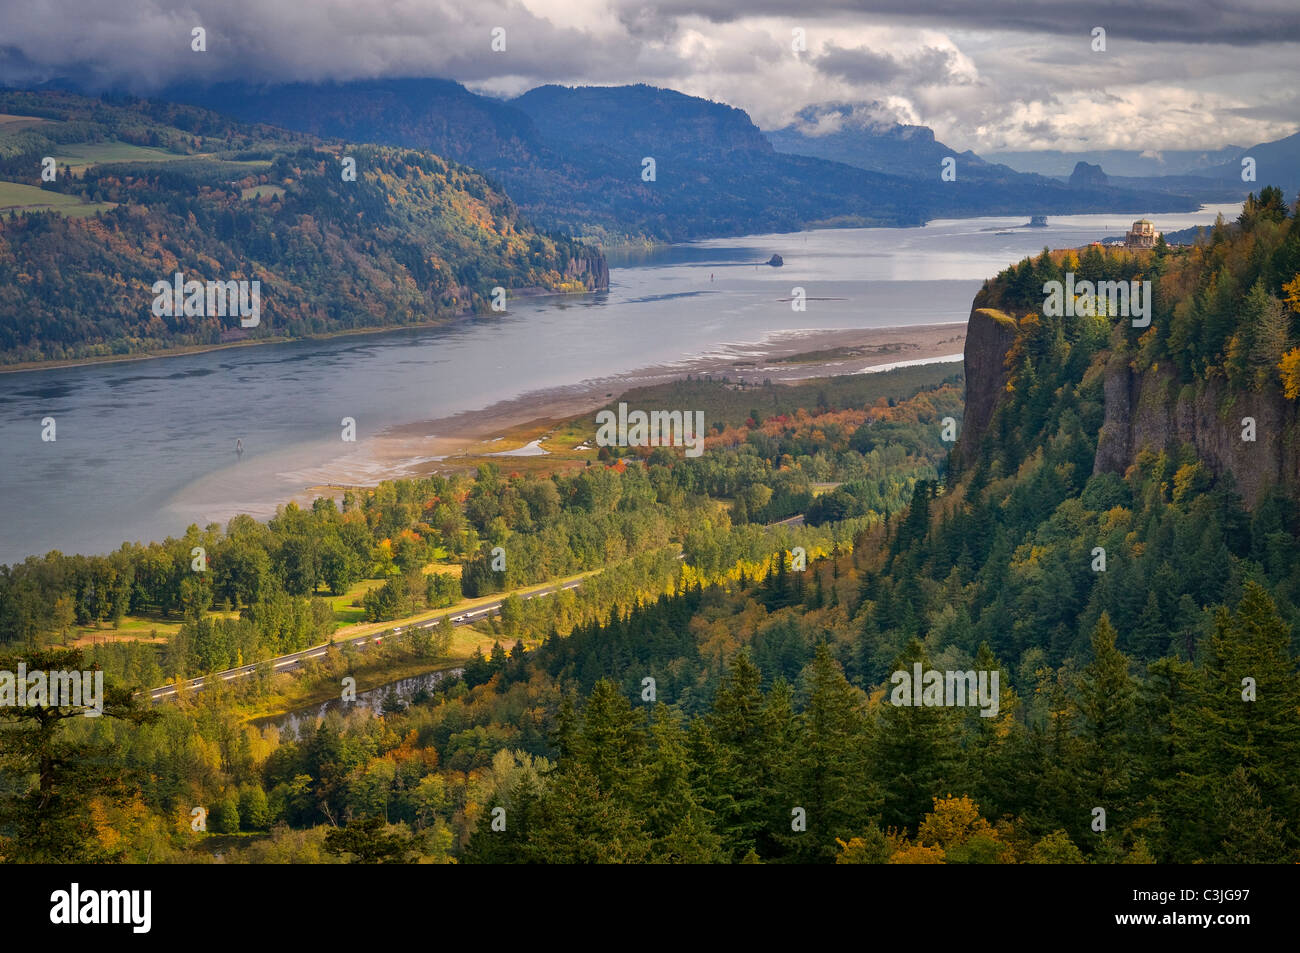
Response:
[450,190,1300,863]
[0,90,606,365]
[4,193,1300,865]
[0,367,960,861]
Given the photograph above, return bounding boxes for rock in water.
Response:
[767,254,784,267]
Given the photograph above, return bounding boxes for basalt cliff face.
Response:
[1094,357,1300,506]
[959,298,1300,507]
[566,250,610,292]
[957,296,1019,468]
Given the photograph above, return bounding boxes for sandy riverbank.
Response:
[296,323,965,495]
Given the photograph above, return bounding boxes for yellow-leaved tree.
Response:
[1278,347,1300,399]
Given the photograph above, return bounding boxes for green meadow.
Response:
[0,180,115,217]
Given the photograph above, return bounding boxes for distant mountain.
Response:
[1068,161,1108,188]
[1103,174,1247,202]
[513,84,772,158]
[158,79,1198,243]
[983,146,1245,178]
[984,133,1300,206]
[1204,131,1300,200]
[767,103,1018,182]
[765,101,1196,216]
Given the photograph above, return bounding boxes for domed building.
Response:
[1124,219,1158,248]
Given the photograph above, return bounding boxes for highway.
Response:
[142,578,584,702]
[143,511,808,703]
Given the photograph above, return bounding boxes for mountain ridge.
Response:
[150,77,1200,242]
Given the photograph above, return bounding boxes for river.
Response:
[0,206,1238,564]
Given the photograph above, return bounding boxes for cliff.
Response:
[566,249,610,291]
[1095,358,1300,506]
[957,300,1019,467]
[959,298,1300,507]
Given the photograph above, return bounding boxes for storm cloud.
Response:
[0,0,1295,153]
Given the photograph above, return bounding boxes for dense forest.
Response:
[0,90,606,365]
[0,367,957,671]
[3,193,1300,864]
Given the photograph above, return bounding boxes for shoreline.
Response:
[294,322,967,497]
[0,287,602,376]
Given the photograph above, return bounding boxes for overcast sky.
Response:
[1,0,1297,152]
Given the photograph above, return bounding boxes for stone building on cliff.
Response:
[1124,219,1158,248]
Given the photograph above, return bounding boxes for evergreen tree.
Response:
[1170,582,1300,860]
[779,643,877,861]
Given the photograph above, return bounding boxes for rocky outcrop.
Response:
[565,249,610,291]
[958,292,1300,507]
[1069,161,1108,188]
[957,298,1019,467]
[1095,360,1300,506]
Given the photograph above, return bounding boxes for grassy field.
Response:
[0,113,51,131]
[434,363,961,478]
[68,609,239,647]
[443,416,598,478]
[66,560,588,651]
[323,577,386,626]
[328,567,597,643]
[241,185,285,200]
[51,141,190,173]
[606,363,960,432]
[0,180,115,217]
[810,482,844,496]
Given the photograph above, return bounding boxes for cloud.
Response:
[0,0,1294,155]
[630,0,1300,47]
[783,101,920,136]
[812,43,974,88]
[812,45,903,85]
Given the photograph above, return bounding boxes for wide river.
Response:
[0,207,1237,565]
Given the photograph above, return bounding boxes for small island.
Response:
[767,254,784,267]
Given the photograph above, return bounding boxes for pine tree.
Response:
[1209,766,1292,863]
[573,678,645,799]
[641,704,725,862]
[780,643,877,861]
[701,650,776,859]
[1071,614,1138,832]
[1170,582,1300,860]
[872,639,961,833]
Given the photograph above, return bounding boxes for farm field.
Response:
[0,180,115,217]
[51,140,190,172]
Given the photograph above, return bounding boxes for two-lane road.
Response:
[144,513,809,702]
[143,579,583,701]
